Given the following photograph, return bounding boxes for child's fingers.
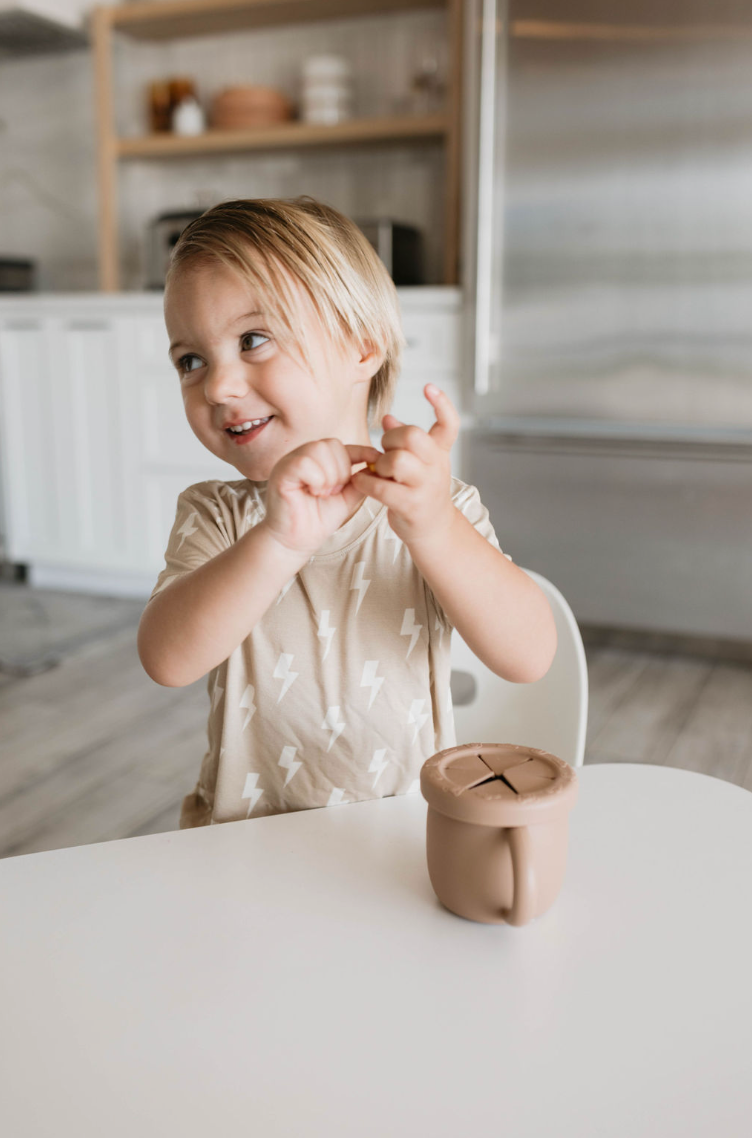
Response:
[351,465,410,509]
[345,443,382,462]
[371,448,424,486]
[381,420,434,464]
[425,384,460,452]
[279,452,329,496]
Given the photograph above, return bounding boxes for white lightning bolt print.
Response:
[278,745,302,787]
[369,748,389,788]
[239,684,256,731]
[176,510,199,549]
[400,609,423,659]
[385,527,403,564]
[360,660,384,709]
[408,698,430,743]
[327,788,348,807]
[317,610,336,660]
[322,706,346,751]
[350,560,371,613]
[433,612,445,649]
[273,653,298,702]
[242,772,264,817]
[276,576,296,605]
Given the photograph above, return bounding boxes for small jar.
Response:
[172,95,206,136]
[148,81,172,133]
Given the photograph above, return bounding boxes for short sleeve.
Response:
[450,478,511,560]
[148,482,238,602]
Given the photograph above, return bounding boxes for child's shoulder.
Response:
[178,478,261,507]
[175,478,265,533]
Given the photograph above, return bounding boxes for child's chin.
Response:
[230,454,273,483]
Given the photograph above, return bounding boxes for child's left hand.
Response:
[351,383,460,546]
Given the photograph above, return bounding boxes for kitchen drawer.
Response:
[400,309,461,378]
[467,431,752,639]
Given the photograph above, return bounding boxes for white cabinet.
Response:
[0,290,463,596]
[0,314,134,570]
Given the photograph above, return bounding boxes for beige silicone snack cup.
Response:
[420,743,578,926]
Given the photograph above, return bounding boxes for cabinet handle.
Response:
[4,320,40,331]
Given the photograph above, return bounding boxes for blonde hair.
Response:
[166,196,406,428]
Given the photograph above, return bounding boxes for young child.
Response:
[138,196,557,828]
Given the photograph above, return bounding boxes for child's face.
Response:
[165,259,380,482]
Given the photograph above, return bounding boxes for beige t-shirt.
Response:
[149,476,505,828]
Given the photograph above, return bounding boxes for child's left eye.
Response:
[241,332,269,351]
[178,354,203,374]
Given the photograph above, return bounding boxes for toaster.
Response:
[146,209,204,290]
[354,219,425,285]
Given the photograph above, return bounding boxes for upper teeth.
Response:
[228,417,270,433]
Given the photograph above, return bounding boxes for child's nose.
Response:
[203,363,251,404]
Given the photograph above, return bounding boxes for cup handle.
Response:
[501,825,536,926]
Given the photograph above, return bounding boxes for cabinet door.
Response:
[1,314,135,569]
[0,319,59,561]
[1,316,132,567]
[55,316,132,568]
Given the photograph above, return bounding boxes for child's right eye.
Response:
[177,354,203,374]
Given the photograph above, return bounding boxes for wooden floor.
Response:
[1,585,751,859]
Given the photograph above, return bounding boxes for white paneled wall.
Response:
[0,7,448,291]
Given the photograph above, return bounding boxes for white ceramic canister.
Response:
[301,54,352,124]
[172,96,206,136]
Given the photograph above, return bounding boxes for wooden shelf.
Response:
[117,113,449,159]
[92,0,463,291]
[107,0,444,41]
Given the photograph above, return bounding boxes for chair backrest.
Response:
[449,568,588,767]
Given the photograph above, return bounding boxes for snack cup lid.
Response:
[420,743,578,827]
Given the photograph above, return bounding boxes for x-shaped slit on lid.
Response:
[444,752,558,797]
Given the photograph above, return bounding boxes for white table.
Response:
[1,763,751,1137]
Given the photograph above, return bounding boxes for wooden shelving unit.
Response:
[116,112,449,158]
[92,0,464,292]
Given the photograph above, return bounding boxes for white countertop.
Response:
[0,763,750,1137]
[0,285,462,312]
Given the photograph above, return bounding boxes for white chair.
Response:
[449,569,588,767]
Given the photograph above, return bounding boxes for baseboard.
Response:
[28,564,155,599]
[581,624,752,664]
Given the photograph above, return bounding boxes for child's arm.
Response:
[406,510,556,684]
[138,521,310,687]
[139,438,380,687]
[351,385,557,684]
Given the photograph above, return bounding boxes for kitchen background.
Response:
[0,0,750,857]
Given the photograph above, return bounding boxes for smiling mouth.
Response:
[225,416,273,441]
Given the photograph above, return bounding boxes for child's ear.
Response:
[357,341,385,378]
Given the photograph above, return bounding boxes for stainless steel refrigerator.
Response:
[461,0,752,638]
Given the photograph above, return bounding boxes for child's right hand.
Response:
[260,438,383,558]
